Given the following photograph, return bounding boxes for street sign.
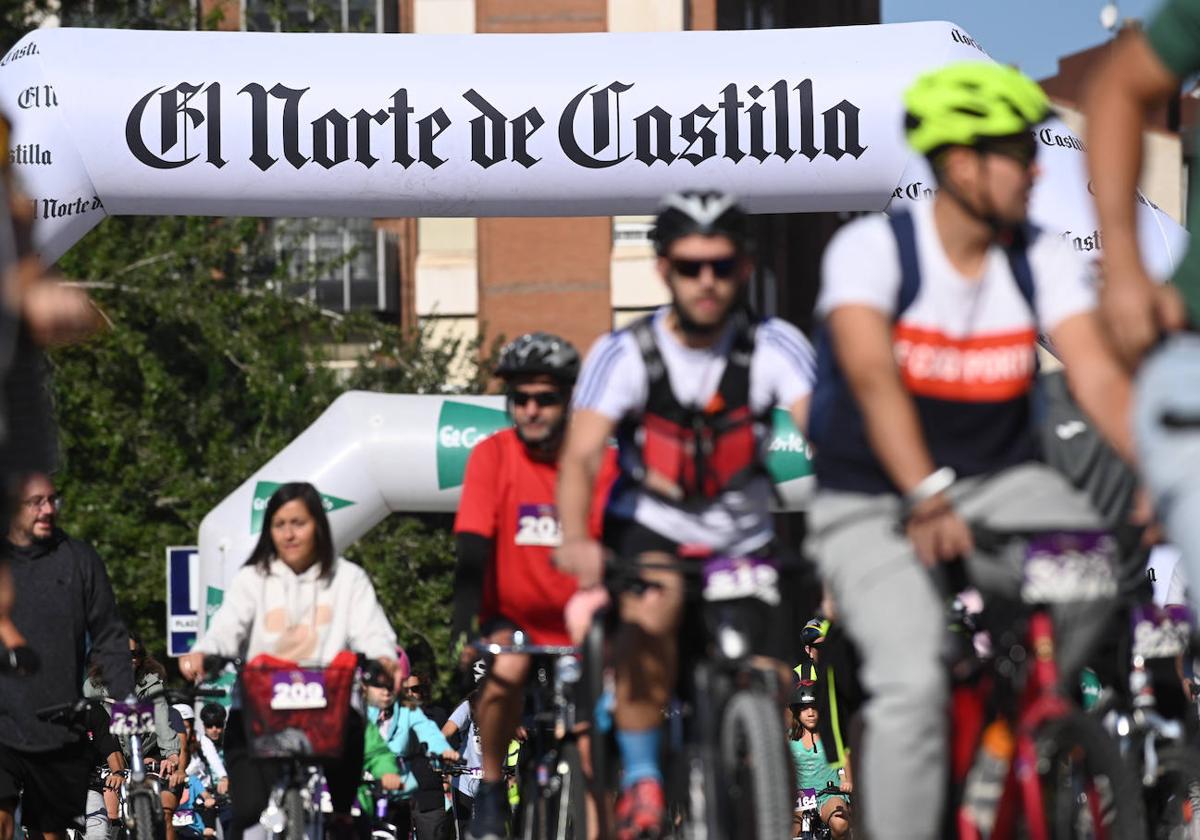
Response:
[166,546,199,656]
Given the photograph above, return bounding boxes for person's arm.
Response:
[557,409,617,588]
[198,730,227,783]
[181,567,259,680]
[451,437,499,652]
[451,533,491,648]
[1085,25,1190,360]
[1051,311,1136,464]
[79,542,135,699]
[409,708,458,759]
[825,305,972,565]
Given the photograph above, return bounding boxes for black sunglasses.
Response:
[670,256,739,279]
[980,134,1038,168]
[508,391,564,408]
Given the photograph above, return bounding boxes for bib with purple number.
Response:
[1020,531,1117,604]
[269,669,328,710]
[702,555,780,605]
[796,788,818,812]
[109,701,155,738]
[515,504,561,547]
[1132,603,1193,659]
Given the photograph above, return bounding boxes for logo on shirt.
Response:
[435,401,510,490]
[893,324,1037,402]
[515,504,561,547]
[250,481,355,534]
[766,408,813,484]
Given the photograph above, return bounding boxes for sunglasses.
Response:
[670,256,739,279]
[508,391,564,408]
[130,649,145,660]
[403,684,426,695]
[980,134,1038,168]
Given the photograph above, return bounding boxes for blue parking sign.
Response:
[166,547,199,656]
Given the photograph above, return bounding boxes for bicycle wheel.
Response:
[1035,710,1146,840]
[545,741,587,840]
[517,765,542,840]
[284,787,306,840]
[1138,743,1200,840]
[131,793,157,840]
[718,691,793,840]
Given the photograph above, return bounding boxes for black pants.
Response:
[391,798,452,840]
[224,709,365,840]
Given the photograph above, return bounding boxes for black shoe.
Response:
[466,781,508,840]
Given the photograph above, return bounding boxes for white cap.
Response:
[172,703,195,721]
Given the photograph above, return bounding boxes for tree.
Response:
[49,214,490,700]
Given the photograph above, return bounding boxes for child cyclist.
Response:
[788,684,851,840]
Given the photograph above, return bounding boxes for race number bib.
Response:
[270,670,328,710]
[515,504,561,547]
[795,788,818,812]
[1020,532,1117,604]
[1131,604,1192,660]
[109,701,155,737]
[702,556,780,606]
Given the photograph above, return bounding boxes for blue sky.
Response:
[883,0,1163,79]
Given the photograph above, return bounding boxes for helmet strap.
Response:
[510,386,571,458]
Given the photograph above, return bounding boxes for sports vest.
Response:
[809,211,1040,494]
[616,311,773,508]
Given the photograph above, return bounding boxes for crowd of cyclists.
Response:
[8,0,1200,837]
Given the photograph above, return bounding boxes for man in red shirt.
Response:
[451,332,611,840]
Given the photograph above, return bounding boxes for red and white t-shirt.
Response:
[813,200,1095,493]
[453,428,616,645]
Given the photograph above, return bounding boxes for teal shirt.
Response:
[789,735,840,798]
[1147,0,1200,319]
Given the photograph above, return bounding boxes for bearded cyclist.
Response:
[557,191,814,840]
[806,62,1135,840]
[452,332,615,840]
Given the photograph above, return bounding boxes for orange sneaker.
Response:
[615,778,665,840]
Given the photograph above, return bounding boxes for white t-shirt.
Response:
[448,700,481,798]
[573,306,814,554]
[812,201,1096,493]
[817,201,1095,366]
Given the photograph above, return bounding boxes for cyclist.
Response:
[787,684,851,840]
[82,702,126,840]
[1084,0,1200,630]
[807,62,1136,840]
[557,190,815,838]
[84,635,183,840]
[178,481,402,840]
[363,657,459,840]
[451,331,614,840]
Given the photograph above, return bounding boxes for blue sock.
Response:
[616,727,662,788]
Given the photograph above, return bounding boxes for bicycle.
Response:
[200,651,378,840]
[1092,600,1200,840]
[587,546,795,840]
[476,632,587,840]
[37,685,224,840]
[792,784,851,840]
[359,754,464,840]
[941,525,1147,840]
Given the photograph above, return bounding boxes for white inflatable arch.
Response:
[0,21,1185,607]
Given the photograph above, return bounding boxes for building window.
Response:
[613,218,654,246]
[242,0,383,32]
[272,218,398,314]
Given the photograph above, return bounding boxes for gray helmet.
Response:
[650,191,751,256]
[496,332,581,384]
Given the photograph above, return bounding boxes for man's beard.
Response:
[672,287,747,337]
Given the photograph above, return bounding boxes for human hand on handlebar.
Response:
[441,748,460,762]
[905,495,973,568]
[178,653,206,684]
[1100,273,1186,369]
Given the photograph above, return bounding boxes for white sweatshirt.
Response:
[193,557,397,666]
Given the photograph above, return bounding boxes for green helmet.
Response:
[904,62,1050,156]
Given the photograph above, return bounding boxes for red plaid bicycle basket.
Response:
[240,650,358,760]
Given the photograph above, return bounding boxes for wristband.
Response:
[902,467,956,513]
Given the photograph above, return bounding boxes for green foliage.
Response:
[49,215,486,696]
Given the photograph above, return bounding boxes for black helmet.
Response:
[199,702,227,728]
[650,191,751,256]
[791,683,818,707]
[496,332,581,384]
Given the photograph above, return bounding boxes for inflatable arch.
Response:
[0,21,1186,608]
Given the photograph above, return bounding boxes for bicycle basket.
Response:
[240,650,358,760]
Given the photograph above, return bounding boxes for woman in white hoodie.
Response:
[178,481,401,840]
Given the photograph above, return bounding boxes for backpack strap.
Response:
[713,310,757,416]
[1002,223,1039,314]
[888,212,922,318]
